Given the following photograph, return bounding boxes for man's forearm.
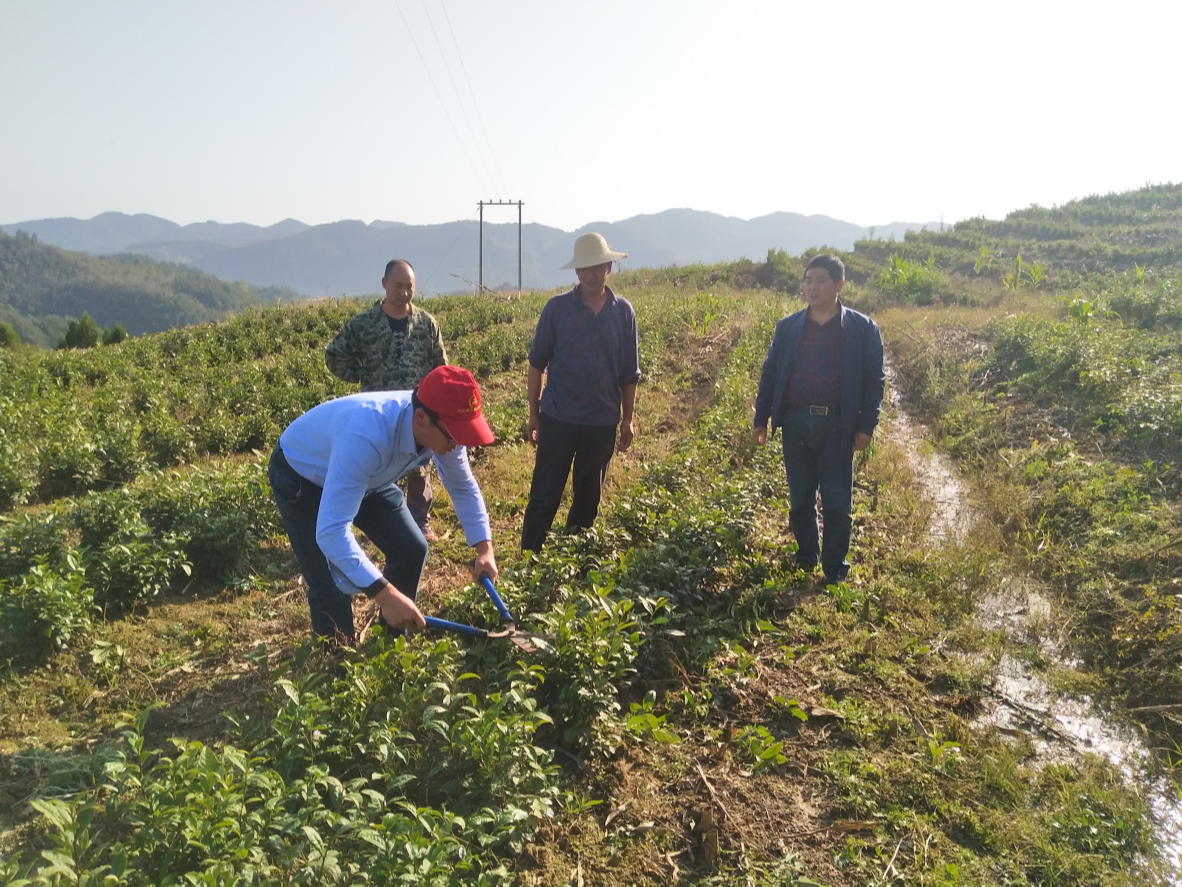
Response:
[527,365,544,416]
[620,383,637,423]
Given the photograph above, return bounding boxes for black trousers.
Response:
[520,412,617,551]
[781,411,854,582]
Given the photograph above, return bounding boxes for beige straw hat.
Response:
[561,232,628,270]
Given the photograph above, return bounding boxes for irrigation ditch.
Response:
[885,365,1182,879]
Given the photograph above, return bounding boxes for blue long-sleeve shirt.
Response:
[278,391,491,591]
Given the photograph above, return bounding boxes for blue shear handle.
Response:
[424,616,489,638]
[480,576,515,624]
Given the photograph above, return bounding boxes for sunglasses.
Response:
[431,414,456,445]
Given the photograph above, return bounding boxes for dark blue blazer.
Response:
[753,302,885,445]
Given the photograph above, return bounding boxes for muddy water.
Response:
[884,380,1182,879]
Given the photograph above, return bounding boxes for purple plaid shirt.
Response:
[528,285,641,426]
[786,316,842,411]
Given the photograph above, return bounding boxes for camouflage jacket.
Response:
[325,301,448,392]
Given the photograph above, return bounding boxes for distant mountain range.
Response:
[2,210,941,296]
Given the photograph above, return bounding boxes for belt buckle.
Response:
[809,405,829,416]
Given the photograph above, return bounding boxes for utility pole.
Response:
[477,200,524,292]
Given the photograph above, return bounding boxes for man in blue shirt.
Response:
[268,365,498,643]
[753,255,885,585]
[521,233,642,551]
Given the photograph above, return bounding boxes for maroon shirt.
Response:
[786,315,842,410]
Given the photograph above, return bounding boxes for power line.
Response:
[440,0,510,196]
[419,0,498,195]
[393,0,490,194]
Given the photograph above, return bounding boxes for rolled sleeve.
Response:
[528,304,556,371]
[619,309,641,387]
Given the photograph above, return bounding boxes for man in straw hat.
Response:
[268,365,499,643]
[521,232,641,551]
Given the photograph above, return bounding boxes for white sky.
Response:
[2,0,1179,231]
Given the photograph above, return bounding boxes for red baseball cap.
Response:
[417,366,496,448]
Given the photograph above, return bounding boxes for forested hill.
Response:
[0,229,300,347]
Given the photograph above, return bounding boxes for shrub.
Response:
[73,493,192,608]
[876,253,947,305]
[58,313,101,350]
[0,321,19,348]
[0,555,94,662]
[0,426,37,511]
[755,248,803,293]
[34,426,103,499]
[102,323,129,345]
[88,533,190,609]
[1107,275,1182,330]
[0,510,71,580]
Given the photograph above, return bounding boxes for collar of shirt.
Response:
[573,284,618,309]
[806,298,847,327]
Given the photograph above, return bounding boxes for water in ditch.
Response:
[886,383,1182,880]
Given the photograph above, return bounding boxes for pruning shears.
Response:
[424,576,550,654]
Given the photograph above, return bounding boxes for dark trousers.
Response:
[269,447,428,642]
[781,411,854,582]
[402,466,433,529]
[521,412,617,552]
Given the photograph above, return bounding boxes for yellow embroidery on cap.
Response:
[455,392,478,416]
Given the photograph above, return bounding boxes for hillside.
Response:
[1,185,1181,884]
[4,209,939,296]
[0,229,301,347]
[852,181,1182,283]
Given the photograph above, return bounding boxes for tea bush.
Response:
[3,637,564,885]
[0,555,94,663]
[987,312,1182,445]
[876,253,948,305]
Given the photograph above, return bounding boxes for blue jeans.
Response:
[268,447,428,642]
[781,411,854,582]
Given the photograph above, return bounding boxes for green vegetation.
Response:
[890,274,1182,736]
[2,184,1182,884]
[0,229,299,348]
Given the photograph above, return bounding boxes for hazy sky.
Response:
[2,0,1179,231]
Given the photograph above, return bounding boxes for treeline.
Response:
[0,229,300,347]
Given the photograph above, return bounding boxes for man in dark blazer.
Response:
[753,254,885,585]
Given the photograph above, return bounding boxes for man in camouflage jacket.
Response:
[325,259,448,539]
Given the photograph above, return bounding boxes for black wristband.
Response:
[363,578,387,598]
